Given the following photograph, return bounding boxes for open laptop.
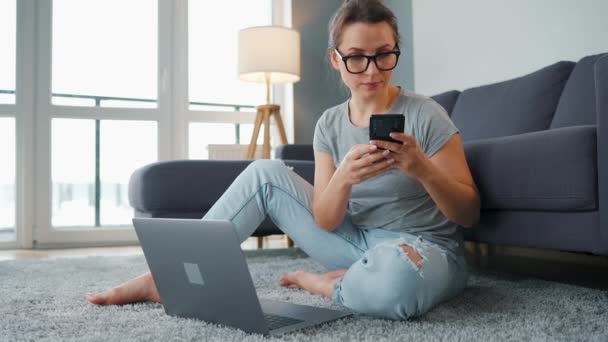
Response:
[132,218,352,336]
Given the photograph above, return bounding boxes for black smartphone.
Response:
[369,114,405,148]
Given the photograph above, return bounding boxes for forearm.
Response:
[418,161,480,227]
[313,176,351,232]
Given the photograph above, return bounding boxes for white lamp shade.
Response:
[238,26,300,84]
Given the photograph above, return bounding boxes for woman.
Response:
[86,0,480,320]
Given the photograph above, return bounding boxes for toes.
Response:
[86,293,106,305]
[279,273,297,287]
[86,288,120,305]
[279,281,299,289]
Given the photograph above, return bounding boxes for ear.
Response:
[328,48,340,71]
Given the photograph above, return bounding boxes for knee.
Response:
[246,159,289,179]
[333,245,423,320]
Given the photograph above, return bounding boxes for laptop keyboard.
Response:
[263,313,304,330]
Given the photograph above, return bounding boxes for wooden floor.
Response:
[0,235,292,261]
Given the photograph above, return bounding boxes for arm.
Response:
[312,145,393,231]
[311,151,351,232]
[372,132,480,227]
[417,133,480,227]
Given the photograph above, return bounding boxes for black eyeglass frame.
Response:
[333,46,401,74]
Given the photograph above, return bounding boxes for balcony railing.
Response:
[0,89,256,227]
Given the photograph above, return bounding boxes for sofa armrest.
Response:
[595,54,608,251]
[274,144,314,161]
[463,125,597,211]
[128,159,315,214]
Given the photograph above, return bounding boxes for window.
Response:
[51,119,95,227]
[188,0,271,109]
[49,0,159,231]
[99,121,157,225]
[0,0,16,243]
[52,0,157,108]
[51,119,157,227]
[0,0,16,104]
[187,0,278,158]
[0,118,15,241]
[3,0,292,248]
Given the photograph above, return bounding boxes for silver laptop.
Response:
[132,218,352,336]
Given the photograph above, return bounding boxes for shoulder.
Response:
[400,89,447,118]
[398,89,458,147]
[316,100,347,129]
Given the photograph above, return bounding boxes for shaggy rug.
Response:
[1,247,607,341]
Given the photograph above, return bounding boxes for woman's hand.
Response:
[335,144,395,187]
[369,132,431,180]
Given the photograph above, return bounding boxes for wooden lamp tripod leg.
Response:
[262,107,271,159]
[247,107,264,159]
[272,107,289,145]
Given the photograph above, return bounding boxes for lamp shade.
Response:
[238,26,300,84]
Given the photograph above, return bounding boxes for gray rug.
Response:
[1,247,607,342]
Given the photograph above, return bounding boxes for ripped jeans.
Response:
[202,159,468,320]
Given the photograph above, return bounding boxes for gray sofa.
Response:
[129,53,608,256]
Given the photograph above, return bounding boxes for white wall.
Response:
[412,0,608,96]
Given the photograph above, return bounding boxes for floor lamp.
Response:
[238,26,300,160]
[238,26,300,248]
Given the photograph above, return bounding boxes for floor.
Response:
[1,236,607,290]
[464,242,608,290]
[0,235,290,261]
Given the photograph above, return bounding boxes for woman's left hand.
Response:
[369,132,432,180]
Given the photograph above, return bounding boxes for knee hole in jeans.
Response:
[400,244,424,269]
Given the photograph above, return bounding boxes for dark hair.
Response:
[328,0,401,49]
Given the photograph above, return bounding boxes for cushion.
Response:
[550,53,608,129]
[274,144,315,161]
[431,90,460,116]
[451,61,575,141]
[463,125,597,211]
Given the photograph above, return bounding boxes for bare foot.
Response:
[278,269,347,299]
[279,270,306,289]
[85,272,161,305]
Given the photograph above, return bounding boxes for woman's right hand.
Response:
[336,144,395,187]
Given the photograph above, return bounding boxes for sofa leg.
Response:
[464,241,491,269]
[257,236,264,249]
[286,236,295,248]
[478,242,490,256]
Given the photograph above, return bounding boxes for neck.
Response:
[348,85,400,126]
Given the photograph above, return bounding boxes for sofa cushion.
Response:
[550,53,607,129]
[431,90,460,116]
[274,144,315,161]
[463,125,597,211]
[451,61,575,141]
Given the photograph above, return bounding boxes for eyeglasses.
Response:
[334,47,401,74]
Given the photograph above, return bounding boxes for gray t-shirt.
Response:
[313,88,464,256]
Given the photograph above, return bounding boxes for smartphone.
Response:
[369,114,405,148]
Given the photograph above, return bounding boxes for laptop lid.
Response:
[132,218,270,335]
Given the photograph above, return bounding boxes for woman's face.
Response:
[330,21,398,100]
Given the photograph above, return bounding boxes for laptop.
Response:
[132,218,352,336]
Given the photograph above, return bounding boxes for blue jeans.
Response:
[202,159,468,320]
